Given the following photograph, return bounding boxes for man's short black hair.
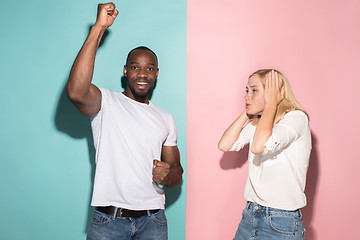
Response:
[125,46,158,66]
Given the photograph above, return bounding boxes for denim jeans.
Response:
[87,209,168,240]
[233,202,306,240]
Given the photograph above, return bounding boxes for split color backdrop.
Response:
[0,0,186,240]
[187,1,360,240]
[1,0,360,240]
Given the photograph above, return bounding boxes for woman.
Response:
[218,69,311,239]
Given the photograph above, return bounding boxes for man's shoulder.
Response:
[150,102,174,119]
[99,87,120,95]
[99,87,125,101]
[150,102,169,113]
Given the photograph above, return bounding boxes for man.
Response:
[67,3,183,239]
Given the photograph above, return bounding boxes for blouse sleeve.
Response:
[262,111,309,155]
[229,123,254,151]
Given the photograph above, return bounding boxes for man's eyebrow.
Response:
[129,62,156,66]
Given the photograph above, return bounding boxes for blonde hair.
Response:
[249,69,308,125]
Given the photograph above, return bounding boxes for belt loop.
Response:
[299,209,302,218]
[147,210,151,216]
[246,201,251,210]
[266,206,269,217]
[113,207,118,219]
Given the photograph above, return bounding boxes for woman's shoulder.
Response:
[279,110,310,134]
[284,110,308,121]
[270,111,310,139]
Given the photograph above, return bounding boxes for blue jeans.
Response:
[87,209,168,240]
[234,202,306,240]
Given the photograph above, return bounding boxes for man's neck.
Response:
[122,90,149,104]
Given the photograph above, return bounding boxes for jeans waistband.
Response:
[245,201,302,218]
[96,206,160,219]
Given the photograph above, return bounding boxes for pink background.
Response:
[187,1,360,239]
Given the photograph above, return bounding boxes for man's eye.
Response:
[131,66,138,70]
[147,68,154,71]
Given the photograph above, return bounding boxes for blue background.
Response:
[0,0,187,239]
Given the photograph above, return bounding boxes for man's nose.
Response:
[137,68,147,77]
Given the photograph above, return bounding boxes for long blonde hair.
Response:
[249,69,308,125]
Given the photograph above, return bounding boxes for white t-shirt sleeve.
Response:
[90,87,108,120]
[163,114,177,146]
[263,111,309,155]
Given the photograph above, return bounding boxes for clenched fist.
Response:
[94,2,118,28]
[152,160,171,185]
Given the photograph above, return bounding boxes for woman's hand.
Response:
[264,70,284,108]
[251,70,283,155]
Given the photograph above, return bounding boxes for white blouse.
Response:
[230,110,312,210]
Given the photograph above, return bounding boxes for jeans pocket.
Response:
[150,210,167,225]
[268,213,296,235]
[91,210,112,226]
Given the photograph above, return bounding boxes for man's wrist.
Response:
[92,23,107,33]
[87,24,107,45]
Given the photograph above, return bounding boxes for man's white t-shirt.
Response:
[90,88,177,210]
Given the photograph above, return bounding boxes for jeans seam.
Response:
[150,210,167,225]
[269,212,299,217]
[92,210,113,226]
[268,214,296,235]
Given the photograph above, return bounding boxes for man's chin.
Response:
[134,90,151,99]
[135,90,149,97]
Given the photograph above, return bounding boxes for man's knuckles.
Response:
[155,161,170,168]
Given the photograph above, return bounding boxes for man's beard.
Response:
[130,83,153,101]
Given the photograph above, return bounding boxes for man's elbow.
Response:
[66,84,81,103]
[166,177,182,188]
[166,166,183,188]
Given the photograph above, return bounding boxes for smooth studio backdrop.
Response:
[0,0,186,239]
[187,1,360,239]
[2,0,360,240]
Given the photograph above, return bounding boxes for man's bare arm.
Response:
[67,3,118,117]
[153,146,183,188]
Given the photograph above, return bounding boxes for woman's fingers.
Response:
[265,70,284,105]
[267,70,281,90]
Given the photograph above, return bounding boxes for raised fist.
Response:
[95,2,118,28]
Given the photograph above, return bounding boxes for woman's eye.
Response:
[252,89,256,93]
